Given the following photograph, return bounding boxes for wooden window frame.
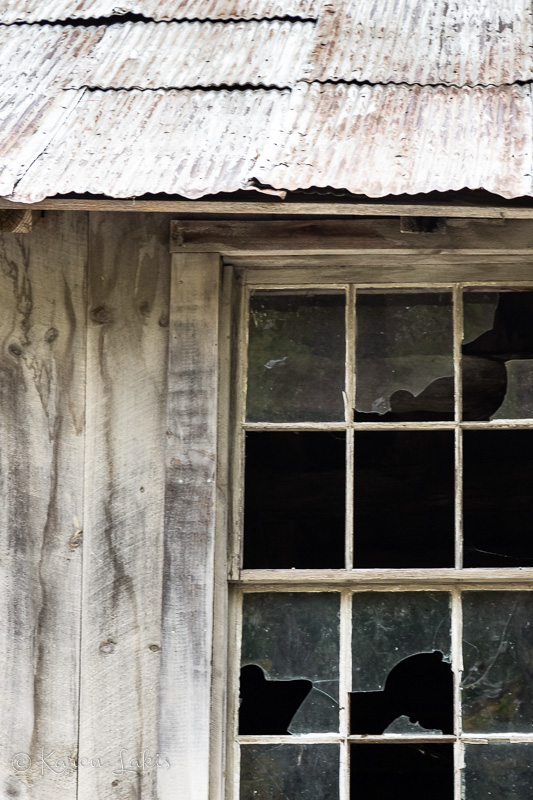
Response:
[167,217,533,800]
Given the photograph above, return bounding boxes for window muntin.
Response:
[229,282,533,800]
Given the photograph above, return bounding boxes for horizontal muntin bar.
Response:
[235,569,533,587]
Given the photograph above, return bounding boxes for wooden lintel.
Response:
[5,196,533,218]
[170,218,533,256]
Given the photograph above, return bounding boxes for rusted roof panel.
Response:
[0,24,98,195]
[307,0,533,86]
[67,20,316,88]
[10,84,533,202]
[0,0,319,23]
[2,3,531,89]
[255,83,533,198]
[0,24,105,91]
[11,89,290,201]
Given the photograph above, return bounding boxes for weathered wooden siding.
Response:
[0,212,87,800]
[79,213,171,800]
[158,253,221,800]
[0,211,177,800]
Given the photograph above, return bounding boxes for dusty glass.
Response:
[355,292,454,421]
[351,592,451,734]
[462,592,533,732]
[464,743,533,799]
[241,592,340,734]
[240,744,340,800]
[247,292,346,422]
[463,291,533,420]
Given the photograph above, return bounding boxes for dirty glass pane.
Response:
[243,432,345,569]
[463,291,533,421]
[351,744,453,800]
[241,593,340,734]
[240,744,340,800]
[351,592,452,734]
[247,292,346,422]
[353,431,455,568]
[492,360,533,419]
[355,292,454,421]
[462,592,533,732]
[463,431,533,567]
[464,743,533,800]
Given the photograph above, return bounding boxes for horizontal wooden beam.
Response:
[236,568,533,587]
[243,260,533,286]
[4,196,533,218]
[171,218,533,256]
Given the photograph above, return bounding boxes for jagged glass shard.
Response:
[463,592,533,732]
[463,291,533,421]
[355,292,454,421]
[240,744,340,800]
[247,291,346,422]
[383,716,441,735]
[241,592,340,733]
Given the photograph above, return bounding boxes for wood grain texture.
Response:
[79,212,171,800]
[158,253,221,800]
[0,211,87,800]
[242,260,533,286]
[237,569,533,586]
[5,197,533,220]
[171,218,533,256]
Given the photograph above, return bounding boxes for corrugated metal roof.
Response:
[0,0,319,23]
[11,89,290,201]
[67,20,317,88]
[10,84,533,202]
[308,0,533,86]
[0,20,315,91]
[254,83,533,198]
[2,1,533,201]
[2,3,530,92]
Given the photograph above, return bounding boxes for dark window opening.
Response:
[350,651,453,735]
[239,664,312,735]
[350,743,454,800]
[244,431,346,569]
[463,430,533,567]
[353,431,455,567]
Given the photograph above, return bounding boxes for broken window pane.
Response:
[247,292,346,422]
[350,744,454,800]
[463,291,533,421]
[463,431,533,567]
[353,431,455,568]
[464,743,533,800]
[351,592,452,734]
[244,432,345,569]
[241,593,340,734]
[240,744,340,800]
[355,292,454,421]
[462,592,533,732]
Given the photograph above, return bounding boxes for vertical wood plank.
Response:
[79,212,171,800]
[0,211,87,800]
[158,252,221,800]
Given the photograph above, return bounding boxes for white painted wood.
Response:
[158,252,221,800]
[79,212,170,800]
[0,211,87,800]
